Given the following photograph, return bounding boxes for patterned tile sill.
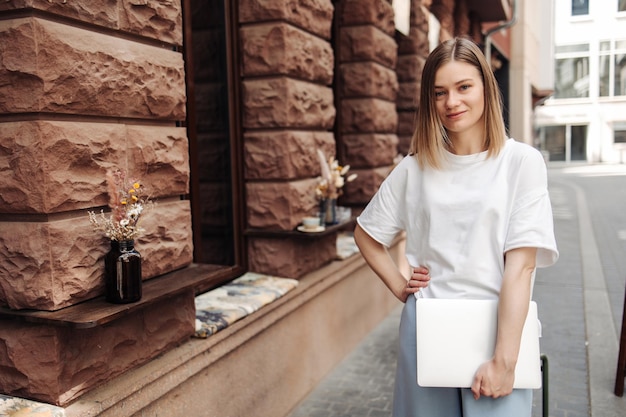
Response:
[0,395,65,417]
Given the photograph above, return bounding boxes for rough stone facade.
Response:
[0,0,192,405]
[336,0,399,208]
[240,0,339,275]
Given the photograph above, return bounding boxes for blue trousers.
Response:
[393,295,532,417]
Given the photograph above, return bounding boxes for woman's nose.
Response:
[446,91,460,108]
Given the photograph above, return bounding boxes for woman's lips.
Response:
[446,111,466,119]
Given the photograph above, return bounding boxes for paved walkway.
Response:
[288,164,626,417]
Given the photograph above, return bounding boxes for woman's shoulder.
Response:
[502,138,546,165]
[386,154,421,177]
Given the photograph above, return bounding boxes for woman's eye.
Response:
[435,90,446,97]
[460,84,471,91]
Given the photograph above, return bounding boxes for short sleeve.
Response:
[504,148,559,267]
[356,157,413,247]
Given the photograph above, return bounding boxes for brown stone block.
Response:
[246,179,320,230]
[398,110,417,136]
[0,201,192,310]
[396,54,425,82]
[339,26,397,69]
[136,200,194,280]
[0,121,187,214]
[0,18,185,119]
[340,62,398,100]
[340,134,399,169]
[119,0,183,46]
[340,0,395,36]
[247,233,337,278]
[127,125,190,197]
[398,134,412,156]
[0,1,182,45]
[397,80,420,110]
[239,0,334,39]
[0,120,124,213]
[340,98,398,134]
[0,291,194,405]
[244,131,335,180]
[397,26,430,55]
[241,23,333,84]
[339,166,392,205]
[243,78,335,129]
[0,0,119,30]
[411,2,430,31]
[0,218,104,310]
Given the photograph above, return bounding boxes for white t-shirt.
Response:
[357,139,559,300]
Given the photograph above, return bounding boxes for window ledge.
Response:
[0,264,231,329]
[244,218,355,239]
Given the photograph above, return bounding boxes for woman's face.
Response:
[434,60,485,141]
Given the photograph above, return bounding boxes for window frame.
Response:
[615,122,626,144]
[598,39,626,97]
[571,0,590,16]
[554,43,591,99]
[181,0,247,294]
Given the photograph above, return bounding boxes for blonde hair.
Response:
[409,37,507,169]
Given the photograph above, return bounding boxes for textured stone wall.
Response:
[240,0,338,277]
[0,0,193,406]
[336,0,400,207]
[0,3,191,311]
[0,291,195,405]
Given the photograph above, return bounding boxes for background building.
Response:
[535,0,626,163]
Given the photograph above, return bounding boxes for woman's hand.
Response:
[470,357,515,399]
[403,266,430,301]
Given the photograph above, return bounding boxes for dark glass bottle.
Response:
[105,240,142,303]
[320,198,337,225]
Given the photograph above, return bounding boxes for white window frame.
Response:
[554,43,591,99]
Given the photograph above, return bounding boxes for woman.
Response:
[354,37,558,416]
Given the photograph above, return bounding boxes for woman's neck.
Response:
[447,127,486,155]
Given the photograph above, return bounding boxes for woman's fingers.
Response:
[406,266,430,293]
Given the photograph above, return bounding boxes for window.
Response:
[182,0,246,292]
[539,125,587,162]
[554,44,590,98]
[615,123,626,144]
[572,0,589,16]
[599,40,626,97]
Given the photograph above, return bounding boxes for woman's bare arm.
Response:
[471,246,537,399]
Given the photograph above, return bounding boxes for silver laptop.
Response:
[415,298,542,389]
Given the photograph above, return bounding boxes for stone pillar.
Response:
[239,0,337,278]
[430,0,456,40]
[336,0,400,210]
[0,0,194,405]
[396,0,431,155]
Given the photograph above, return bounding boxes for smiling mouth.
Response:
[446,111,466,119]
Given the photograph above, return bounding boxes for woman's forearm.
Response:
[494,247,537,369]
[354,224,408,301]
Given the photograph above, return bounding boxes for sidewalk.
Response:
[288,165,626,417]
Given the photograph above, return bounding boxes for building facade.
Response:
[535,0,626,163]
[0,1,537,416]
